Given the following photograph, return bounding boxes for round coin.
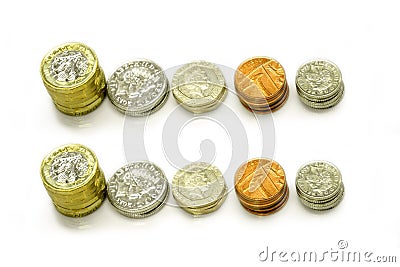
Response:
[107,60,169,116]
[107,161,169,218]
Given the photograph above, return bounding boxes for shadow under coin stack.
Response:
[234,158,289,215]
[295,60,344,109]
[172,61,227,113]
[40,42,106,116]
[235,57,289,113]
[107,60,169,116]
[172,162,227,215]
[40,144,106,217]
[107,162,169,218]
[296,161,344,211]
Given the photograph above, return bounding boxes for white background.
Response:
[1,0,399,266]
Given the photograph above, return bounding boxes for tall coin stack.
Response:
[296,60,344,109]
[107,162,169,218]
[172,61,227,113]
[235,57,289,113]
[107,60,169,116]
[296,161,344,211]
[234,158,289,216]
[40,144,106,217]
[172,162,228,215]
[40,42,106,116]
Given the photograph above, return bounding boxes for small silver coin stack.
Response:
[296,161,344,211]
[107,60,169,116]
[107,162,170,218]
[296,60,344,109]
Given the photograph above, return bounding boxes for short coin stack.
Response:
[235,57,289,113]
[296,161,344,211]
[172,162,227,215]
[40,42,106,116]
[107,60,169,116]
[172,61,227,113]
[296,60,344,109]
[234,158,289,216]
[107,161,169,218]
[40,144,106,217]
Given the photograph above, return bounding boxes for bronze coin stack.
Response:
[234,158,289,216]
[234,57,289,113]
[40,42,106,116]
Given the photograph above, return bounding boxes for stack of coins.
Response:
[234,57,289,113]
[296,60,344,109]
[172,61,227,113]
[107,60,169,116]
[40,42,106,116]
[234,158,289,216]
[172,162,227,215]
[107,161,169,218]
[40,144,106,217]
[296,161,344,211]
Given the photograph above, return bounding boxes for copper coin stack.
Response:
[234,158,289,215]
[234,57,289,113]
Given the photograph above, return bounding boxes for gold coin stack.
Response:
[40,144,106,217]
[235,57,289,113]
[234,158,289,216]
[40,42,106,116]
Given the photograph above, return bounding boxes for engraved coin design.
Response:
[107,161,169,218]
[40,144,106,217]
[296,161,341,199]
[40,42,106,115]
[49,152,88,184]
[49,50,89,82]
[107,60,169,116]
[295,60,344,109]
[296,60,341,97]
[234,158,289,216]
[172,162,227,215]
[295,161,344,211]
[234,57,289,113]
[172,61,226,113]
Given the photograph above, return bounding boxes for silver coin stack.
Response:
[107,60,169,116]
[296,161,344,211]
[296,60,344,109]
[171,61,227,113]
[107,161,169,218]
[172,162,228,215]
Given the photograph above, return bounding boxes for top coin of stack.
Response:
[295,60,344,109]
[40,42,106,116]
[172,61,227,113]
[234,57,289,113]
[40,144,107,217]
[234,158,289,216]
[107,161,169,218]
[296,161,344,211]
[107,60,169,117]
[172,162,227,215]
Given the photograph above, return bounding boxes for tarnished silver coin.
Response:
[107,60,169,116]
[172,162,227,215]
[296,60,344,109]
[296,161,344,211]
[107,161,169,218]
[171,61,226,113]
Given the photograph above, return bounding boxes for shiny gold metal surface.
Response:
[234,158,289,216]
[40,144,106,217]
[235,57,289,113]
[40,42,106,116]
